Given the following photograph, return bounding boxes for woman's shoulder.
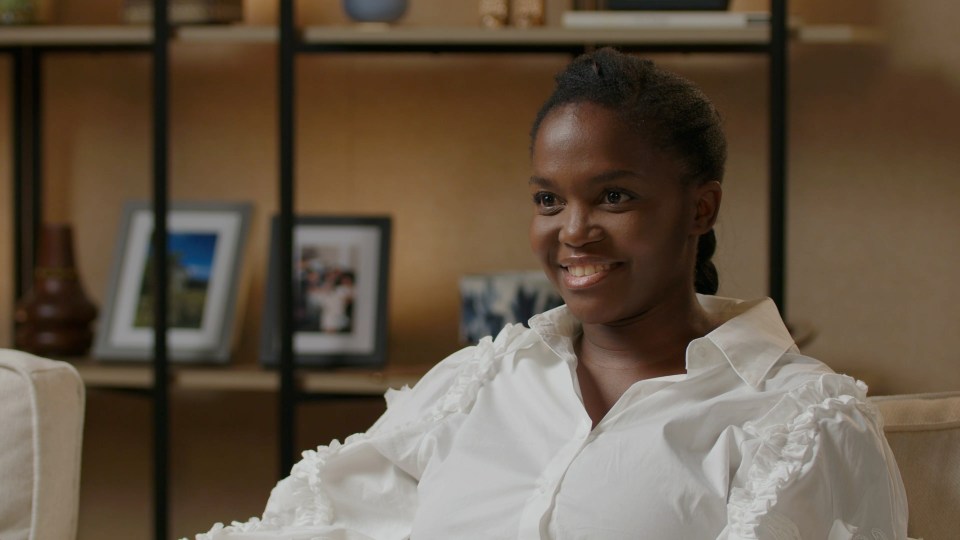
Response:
[756,352,874,418]
[727,354,906,537]
[417,322,541,385]
[376,323,542,426]
[740,352,884,449]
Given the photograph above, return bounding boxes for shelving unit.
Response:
[1,22,879,47]
[73,358,425,394]
[4,1,883,536]
[2,8,171,539]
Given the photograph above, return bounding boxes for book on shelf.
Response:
[123,0,243,24]
[561,10,769,29]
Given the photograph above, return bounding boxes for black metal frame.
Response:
[4,6,169,540]
[769,0,789,315]
[278,0,298,481]
[5,0,788,535]
[151,2,171,539]
[11,47,38,301]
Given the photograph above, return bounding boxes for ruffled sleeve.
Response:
[722,374,909,540]
[190,324,533,540]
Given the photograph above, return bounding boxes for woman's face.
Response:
[529,102,717,326]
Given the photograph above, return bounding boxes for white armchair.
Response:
[0,349,85,540]
[871,391,960,540]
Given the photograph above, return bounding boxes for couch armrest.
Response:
[870,391,960,540]
[0,349,85,539]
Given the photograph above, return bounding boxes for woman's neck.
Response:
[574,293,718,427]
[577,293,717,376]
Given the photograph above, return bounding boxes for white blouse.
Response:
[194,296,908,540]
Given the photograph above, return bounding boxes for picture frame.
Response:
[459,270,564,345]
[93,201,252,363]
[260,215,391,369]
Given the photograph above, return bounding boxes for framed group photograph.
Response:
[260,215,391,369]
[94,201,251,363]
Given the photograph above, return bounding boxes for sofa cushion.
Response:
[0,349,85,539]
[871,391,960,540]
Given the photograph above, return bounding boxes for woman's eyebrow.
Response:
[529,176,554,188]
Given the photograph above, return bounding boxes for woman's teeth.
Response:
[567,264,611,277]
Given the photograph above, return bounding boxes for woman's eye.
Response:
[602,190,631,204]
[533,192,559,208]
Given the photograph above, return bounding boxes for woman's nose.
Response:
[558,206,603,247]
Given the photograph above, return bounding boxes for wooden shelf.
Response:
[796,24,884,44]
[302,25,771,47]
[72,358,426,395]
[0,23,883,48]
[176,25,277,43]
[0,25,151,46]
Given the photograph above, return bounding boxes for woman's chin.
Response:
[562,300,623,327]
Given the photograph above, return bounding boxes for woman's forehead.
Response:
[536,104,642,151]
[532,102,689,187]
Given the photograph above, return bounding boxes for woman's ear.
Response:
[692,181,722,234]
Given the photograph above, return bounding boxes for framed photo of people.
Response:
[94,201,252,363]
[260,215,391,368]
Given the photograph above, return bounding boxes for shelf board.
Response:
[175,25,277,43]
[73,359,426,395]
[0,23,880,49]
[0,25,152,46]
[300,368,423,395]
[75,362,154,389]
[796,24,884,44]
[302,25,772,47]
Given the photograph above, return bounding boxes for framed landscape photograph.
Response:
[260,215,391,369]
[94,201,251,363]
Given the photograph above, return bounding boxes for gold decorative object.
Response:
[512,0,545,27]
[0,0,35,24]
[479,0,509,28]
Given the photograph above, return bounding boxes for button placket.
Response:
[518,424,597,537]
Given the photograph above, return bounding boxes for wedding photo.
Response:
[293,244,358,335]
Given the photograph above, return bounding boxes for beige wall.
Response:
[1,0,959,536]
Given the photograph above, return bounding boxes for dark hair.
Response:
[530,48,726,295]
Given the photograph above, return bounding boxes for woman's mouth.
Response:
[566,264,610,277]
[561,263,617,289]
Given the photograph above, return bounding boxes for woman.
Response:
[195,49,907,540]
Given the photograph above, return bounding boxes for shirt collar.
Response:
[690,295,797,389]
[528,295,796,390]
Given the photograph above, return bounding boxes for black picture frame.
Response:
[260,215,391,369]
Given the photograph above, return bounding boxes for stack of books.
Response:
[123,0,243,24]
[602,0,730,9]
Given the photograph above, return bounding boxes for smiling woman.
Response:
[191,49,908,540]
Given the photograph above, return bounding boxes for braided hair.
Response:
[530,48,726,295]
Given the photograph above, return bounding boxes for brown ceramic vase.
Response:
[14,224,98,357]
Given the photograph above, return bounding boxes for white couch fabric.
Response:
[871,391,960,540]
[0,349,85,540]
